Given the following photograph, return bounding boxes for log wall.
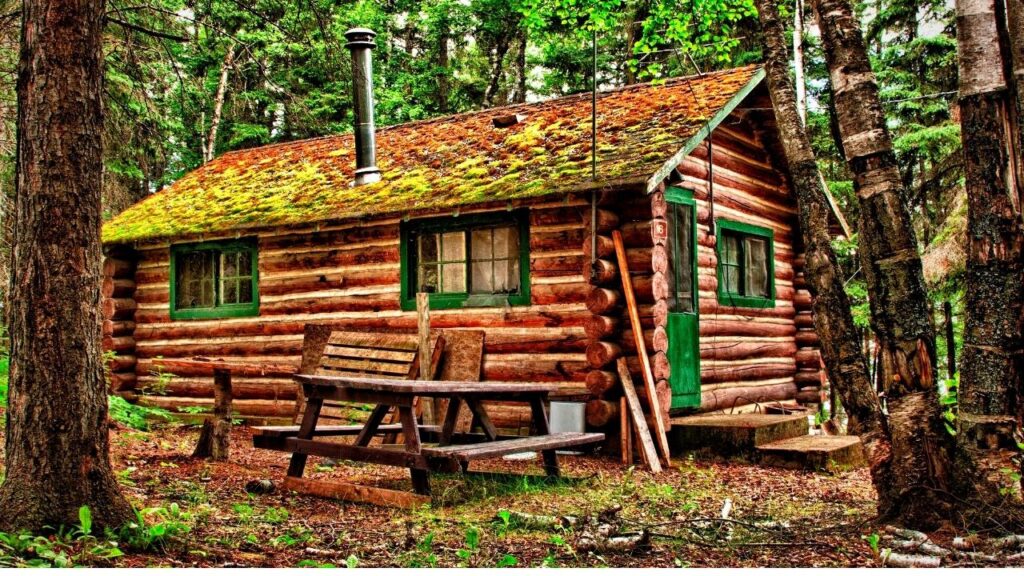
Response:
[102,248,139,394]
[656,118,821,413]
[106,196,598,421]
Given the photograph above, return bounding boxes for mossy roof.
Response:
[103,65,763,245]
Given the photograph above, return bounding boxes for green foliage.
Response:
[108,395,174,431]
[117,503,192,552]
[939,373,958,436]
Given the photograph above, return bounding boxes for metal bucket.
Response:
[549,401,585,433]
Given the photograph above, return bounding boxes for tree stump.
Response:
[193,368,232,461]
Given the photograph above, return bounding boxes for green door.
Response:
[665,187,700,410]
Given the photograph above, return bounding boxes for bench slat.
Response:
[422,432,604,461]
[322,345,417,363]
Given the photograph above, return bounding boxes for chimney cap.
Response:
[344,28,377,49]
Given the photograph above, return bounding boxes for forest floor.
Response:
[81,422,888,567]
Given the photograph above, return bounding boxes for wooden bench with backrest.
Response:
[253,327,442,449]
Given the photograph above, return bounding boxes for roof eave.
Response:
[645,68,767,194]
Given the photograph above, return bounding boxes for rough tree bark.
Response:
[953,0,1024,523]
[755,0,897,517]
[0,0,133,530]
[811,0,951,527]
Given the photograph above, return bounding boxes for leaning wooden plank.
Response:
[422,432,605,461]
[282,476,429,509]
[439,330,485,433]
[612,229,671,464]
[616,358,662,473]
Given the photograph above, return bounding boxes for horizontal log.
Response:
[700,340,797,361]
[700,381,797,413]
[586,399,619,428]
[102,335,135,354]
[794,369,824,388]
[795,331,820,348]
[107,355,137,373]
[103,257,135,279]
[102,297,137,321]
[582,209,620,234]
[481,360,590,386]
[134,394,295,418]
[586,287,622,315]
[581,234,615,261]
[699,320,796,338]
[585,370,617,396]
[108,372,137,393]
[586,341,622,369]
[617,220,654,248]
[587,258,619,285]
[140,358,299,378]
[653,325,669,353]
[795,349,821,369]
[793,291,812,310]
[137,376,298,401]
[796,387,823,404]
[531,228,586,253]
[652,350,670,383]
[103,320,136,338]
[794,312,815,329]
[102,277,136,299]
[700,362,796,384]
[584,315,620,340]
[261,244,398,274]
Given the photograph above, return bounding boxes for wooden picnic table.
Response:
[253,374,604,507]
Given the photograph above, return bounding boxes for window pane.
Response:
[419,233,439,263]
[237,250,252,277]
[671,204,694,313]
[222,252,238,277]
[471,229,492,260]
[441,263,466,292]
[222,279,238,304]
[745,237,770,298]
[441,231,465,262]
[721,234,740,266]
[239,278,253,303]
[493,226,515,258]
[176,251,215,309]
[418,264,439,292]
[471,260,493,293]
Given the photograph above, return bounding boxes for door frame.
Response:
[665,186,701,411]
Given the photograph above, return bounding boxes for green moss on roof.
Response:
[103,66,762,245]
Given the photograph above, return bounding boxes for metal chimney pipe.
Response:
[345,27,381,186]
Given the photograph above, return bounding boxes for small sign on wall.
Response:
[651,217,668,245]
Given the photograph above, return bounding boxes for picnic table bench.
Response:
[253,374,604,507]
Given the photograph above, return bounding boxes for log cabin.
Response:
[101,38,847,438]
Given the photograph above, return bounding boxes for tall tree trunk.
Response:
[0,0,132,530]
[483,37,511,107]
[436,20,450,113]
[953,0,1024,524]
[511,28,528,103]
[206,45,235,163]
[811,0,951,527]
[1007,0,1024,208]
[755,0,898,516]
[793,0,807,123]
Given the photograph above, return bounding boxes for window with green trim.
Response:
[401,210,530,310]
[170,239,259,320]
[716,219,774,308]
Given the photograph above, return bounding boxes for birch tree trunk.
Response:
[205,45,235,163]
[811,0,951,527]
[0,0,133,531]
[953,0,1024,522]
[754,0,898,516]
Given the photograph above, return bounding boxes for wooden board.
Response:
[282,476,429,509]
[613,230,671,464]
[422,432,604,461]
[438,330,485,433]
[616,358,662,473]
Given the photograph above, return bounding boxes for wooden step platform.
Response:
[756,435,866,472]
[667,413,809,457]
